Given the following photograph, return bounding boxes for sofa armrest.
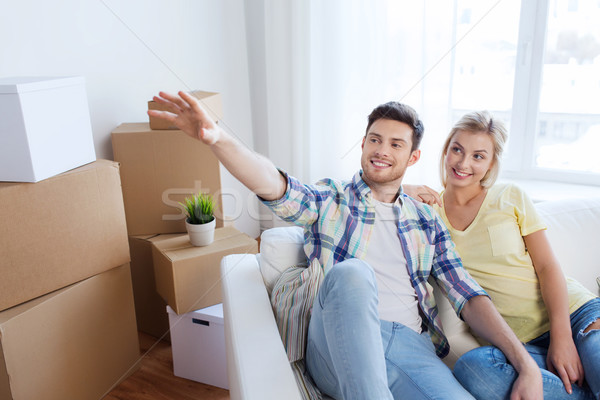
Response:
[221,254,302,400]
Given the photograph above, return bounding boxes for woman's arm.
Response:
[525,230,584,394]
[461,296,543,400]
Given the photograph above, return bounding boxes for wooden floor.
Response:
[104,332,230,400]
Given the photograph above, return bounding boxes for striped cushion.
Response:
[271,258,323,362]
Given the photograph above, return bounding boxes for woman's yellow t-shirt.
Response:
[435,183,595,343]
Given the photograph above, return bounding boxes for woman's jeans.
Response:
[304,258,475,400]
[454,298,600,400]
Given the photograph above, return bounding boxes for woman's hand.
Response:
[547,335,585,394]
[402,184,442,206]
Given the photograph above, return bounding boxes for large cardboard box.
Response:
[129,235,170,340]
[152,227,258,314]
[0,76,96,182]
[111,123,224,236]
[147,90,223,130]
[167,304,228,389]
[0,160,130,311]
[0,264,140,400]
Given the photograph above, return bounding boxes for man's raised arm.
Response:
[148,91,287,201]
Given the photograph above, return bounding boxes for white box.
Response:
[0,76,96,182]
[167,303,229,389]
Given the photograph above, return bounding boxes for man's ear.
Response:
[361,135,366,149]
[408,149,421,166]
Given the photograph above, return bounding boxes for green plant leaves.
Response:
[179,192,215,225]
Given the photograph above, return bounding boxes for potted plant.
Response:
[180,192,216,246]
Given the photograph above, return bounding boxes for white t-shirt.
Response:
[363,199,422,333]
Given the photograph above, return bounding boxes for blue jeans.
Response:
[305,259,475,400]
[454,298,600,400]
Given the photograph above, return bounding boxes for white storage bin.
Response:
[167,303,229,389]
[0,76,96,182]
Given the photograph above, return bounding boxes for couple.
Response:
[149,92,599,400]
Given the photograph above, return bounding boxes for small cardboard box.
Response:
[129,234,170,340]
[148,90,223,130]
[152,227,258,314]
[0,160,130,311]
[167,303,228,389]
[0,264,140,400]
[0,76,96,182]
[111,123,224,236]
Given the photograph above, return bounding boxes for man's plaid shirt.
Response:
[262,170,487,358]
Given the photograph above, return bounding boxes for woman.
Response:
[409,111,599,400]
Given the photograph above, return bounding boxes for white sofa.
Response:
[221,197,600,400]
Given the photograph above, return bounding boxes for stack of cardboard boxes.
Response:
[112,91,258,389]
[0,77,139,399]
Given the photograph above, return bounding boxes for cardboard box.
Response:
[0,76,96,182]
[0,160,130,311]
[152,227,258,314]
[0,264,140,400]
[148,90,223,130]
[111,123,224,236]
[167,303,228,389]
[129,235,170,340]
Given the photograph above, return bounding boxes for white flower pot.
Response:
[186,218,216,246]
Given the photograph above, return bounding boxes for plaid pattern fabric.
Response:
[271,259,323,362]
[262,170,486,358]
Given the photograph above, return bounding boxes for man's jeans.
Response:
[454,298,600,400]
[305,258,475,400]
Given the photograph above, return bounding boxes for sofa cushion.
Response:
[536,196,600,296]
[260,226,306,293]
[271,258,323,362]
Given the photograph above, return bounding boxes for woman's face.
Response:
[444,129,495,188]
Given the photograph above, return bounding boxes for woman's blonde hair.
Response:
[439,111,508,188]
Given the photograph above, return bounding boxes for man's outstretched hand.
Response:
[148,91,221,145]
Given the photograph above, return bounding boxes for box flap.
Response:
[155,227,254,262]
[0,76,85,94]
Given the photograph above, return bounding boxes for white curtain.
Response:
[306,1,458,187]
[245,0,465,228]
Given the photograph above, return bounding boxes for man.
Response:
[149,91,543,400]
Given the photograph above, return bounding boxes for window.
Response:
[450,1,521,138]
[504,0,600,185]
[294,0,600,187]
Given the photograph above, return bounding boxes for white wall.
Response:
[0,0,260,238]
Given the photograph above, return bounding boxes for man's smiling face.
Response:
[360,118,420,193]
